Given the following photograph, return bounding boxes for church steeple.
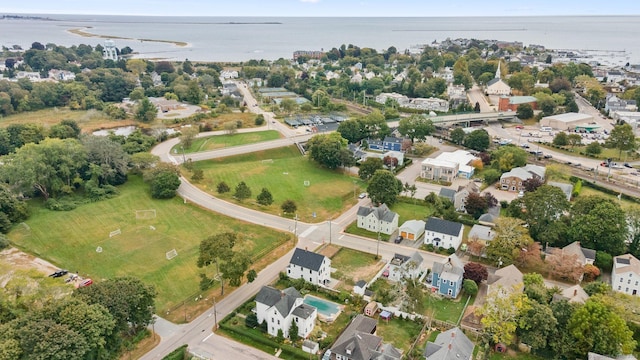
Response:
[495,61,501,79]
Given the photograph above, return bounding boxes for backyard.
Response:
[174,130,281,154]
[328,247,385,289]
[7,176,290,315]
[375,316,424,352]
[193,145,366,222]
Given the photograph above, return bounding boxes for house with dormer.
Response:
[330,315,402,360]
[255,286,317,339]
[287,248,331,286]
[424,327,474,360]
[431,254,465,298]
[357,204,399,235]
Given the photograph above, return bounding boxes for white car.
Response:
[358,193,367,199]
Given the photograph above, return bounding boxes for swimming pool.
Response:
[303,295,342,321]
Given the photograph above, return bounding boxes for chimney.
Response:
[573,289,577,297]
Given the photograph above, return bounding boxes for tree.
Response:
[358,157,384,180]
[0,184,28,234]
[397,115,435,142]
[223,121,238,135]
[568,297,636,358]
[517,302,558,352]
[289,320,299,342]
[337,119,365,144]
[627,208,640,259]
[521,177,544,193]
[306,132,348,169]
[463,262,488,284]
[583,264,600,282]
[463,279,478,296]
[585,141,602,156]
[382,155,398,169]
[476,284,530,345]
[606,123,637,159]
[553,131,569,146]
[516,103,534,119]
[246,269,257,283]
[546,249,584,283]
[180,127,199,149]
[49,119,81,139]
[256,188,273,206]
[570,196,627,255]
[83,135,130,186]
[486,218,533,266]
[464,192,488,219]
[450,127,465,145]
[567,133,582,148]
[0,138,87,200]
[281,199,297,214]
[135,98,157,122]
[197,232,239,295]
[523,185,570,242]
[234,181,252,201]
[367,170,403,206]
[217,181,230,194]
[463,129,490,151]
[491,145,528,172]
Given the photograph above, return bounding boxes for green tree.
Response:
[366,170,403,206]
[217,181,230,194]
[486,218,533,266]
[148,169,181,199]
[0,184,28,234]
[517,302,558,352]
[197,232,238,295]
[246,269,257,283]
[568,297,636,357]
[491,145,528,172]
[256,188,273,206]
[0,138,87,200]
[289,320,299,342]
[463,279,478,296]
[49,119,81,139]
[135,97,157,122]
[397,115,435,142]
[179,126,199,150]
[570,196,627,255]
[605,123,637,160]
[450,127,465,145]
[281,199,297,214]
[523,185,570,242]
[463,129,490,151]
[477,283,530,345]
[516,103,534,119]
[553,131,569,146]
[585,141,602,155]
[82,135,130,186]
[358,157,384,180]
[567,133,582,148]
[464,192,488,219]
[337,119,365,143]
[234,181,252,201]
[307,132,348,169]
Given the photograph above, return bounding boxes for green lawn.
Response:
[173,130,281,154]
[376,317,423,352]
[7,176,290,313]
[422,294,473,323]
[330,248,380,274]
[193,145,366,222]
[489,352,546,360]
[344,222,387,240]
[390,199,435,224]
[538,142,639,162]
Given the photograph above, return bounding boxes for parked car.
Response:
[358,192,367,199]
[394,235,403,244]
[600,162,609,167]
[543,154,552,159]
[515,125,524,130]
[624,163,633,168]
[78,278,93,287]
[49,269,68,278]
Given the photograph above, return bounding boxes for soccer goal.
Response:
[166,249,178,260]
[109,229,121,238]
[135,209,157,220]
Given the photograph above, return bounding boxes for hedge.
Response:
[580,179,640,205]
[219,322,309,360]
[162,344,188,360]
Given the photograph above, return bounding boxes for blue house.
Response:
[383,136,403,151]
[431,254,464,298]
[366,138,384,151]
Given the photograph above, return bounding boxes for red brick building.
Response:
[498,96,538,112]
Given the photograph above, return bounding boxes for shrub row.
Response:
[218,322,309,360]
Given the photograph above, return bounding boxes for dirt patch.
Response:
[0,247,59,275]
[318,244,341,258]
[348,260,385,284]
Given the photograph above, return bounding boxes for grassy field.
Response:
[174,130,281,154]
[193,145,366,222]
[422,294,472,323]
[331,248,380,274]
[391,200,435,224]
[0,108,135,133]
[375,317,423,352]
[7,176,290,313]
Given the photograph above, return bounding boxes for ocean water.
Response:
[1,14,639,63]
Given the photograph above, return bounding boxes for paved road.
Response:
[467,85,494,113]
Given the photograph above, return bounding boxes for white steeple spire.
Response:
[495,61,501,79]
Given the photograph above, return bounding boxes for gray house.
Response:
[424,327,474,360]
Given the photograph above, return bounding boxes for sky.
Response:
[4,0,640,17]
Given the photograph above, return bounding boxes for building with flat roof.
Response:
[540,112,594,131]
[498,95,537,112]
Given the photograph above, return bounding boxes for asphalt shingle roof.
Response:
[425,217,463,237]
[255,286,302,318]
[424,327,474,360]
[289,248,327,272]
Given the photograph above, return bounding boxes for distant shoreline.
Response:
[67,27,189,47]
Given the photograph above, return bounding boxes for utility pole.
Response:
[294,214,298,238]
[213,297,218,331]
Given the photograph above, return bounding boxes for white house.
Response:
[398,219,426,241]
[357,204,399,235]
[387,252,424,282]
[612,254,640,296]
[255,286,317,339]
[424,217,464,250]
[467,224,496,243]
[287,248,331,286]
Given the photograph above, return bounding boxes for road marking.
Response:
[202,333,213,342]
[339,235,344,240]
[299,226,317,238]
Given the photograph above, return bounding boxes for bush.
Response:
[245,313,259,328]
[44,198,78,211]
[500,200,509,209]
[595,251,613,271]
[447,247,456,255]
[463,279,478,296]
[217,181,230,194]
[150,171,181,199]
[425,244,435,252]
[161,344,188,360]
[255,114,265,125]
[0,234,9,250]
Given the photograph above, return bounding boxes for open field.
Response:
[193,145,365,222]
[0,108,136,133]
[330,247,384,287]
[174,130,281,154]
[7,176,290,313]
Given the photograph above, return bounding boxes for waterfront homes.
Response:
[500,164,546,192]
[431,254,465,298]
[421,150,479,181]
[386,252,424,282]
[424,217,464,250]
[287,248,331,286]
[330,314,402,360]
[424,327,474,360]
[612,254,640,296]
[357,204,399,235]
[255,286,317,339]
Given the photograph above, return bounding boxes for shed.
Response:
[380,310,392,322]
[302,340,319,354]
[364,301,378,317]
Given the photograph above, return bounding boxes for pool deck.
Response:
[303,294,344,323]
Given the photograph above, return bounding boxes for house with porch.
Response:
[287,248,331,286]
[357,204,399,235]
[431,254,465,298]
[255,286,317,339]
[424,217,464,250]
